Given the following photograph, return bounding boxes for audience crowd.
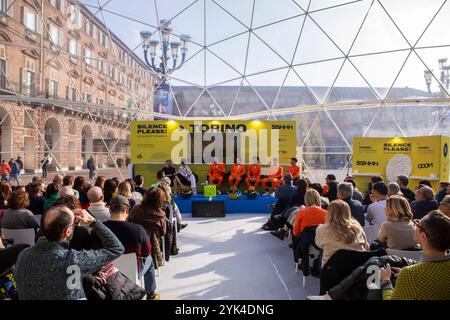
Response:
[1,168,449,300]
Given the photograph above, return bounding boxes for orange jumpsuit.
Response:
[228,164,246,189]
[261,166,283,191]
[277,164,301,187]
[208,162,226,187]
[245,164,261,189]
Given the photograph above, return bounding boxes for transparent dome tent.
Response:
[1,0,450,181]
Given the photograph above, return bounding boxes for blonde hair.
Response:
[385,195,413,222]
[417,186,435,200]
[326,200,363,244]
[159,181,172,202]
[304,189,321,207]
[387,182,403,197]
[117,181,132,198]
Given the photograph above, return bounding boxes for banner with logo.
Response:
[352,136,450,191]
[130,120,296,165]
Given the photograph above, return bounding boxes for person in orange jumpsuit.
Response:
[245,156,262,190]
[228,158,246,193]
[261,158,283,195]
[276,157,301,187]
[208,158,226,192]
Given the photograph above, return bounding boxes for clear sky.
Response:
[80,0,450,96]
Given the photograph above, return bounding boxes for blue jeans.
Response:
[139,255,156,294]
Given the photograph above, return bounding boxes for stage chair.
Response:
[295,245,321,288]
[35,215,42,227]
[1,228,35,247]
[112,253,145,289]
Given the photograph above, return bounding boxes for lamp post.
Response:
[140,20,191,84]
[424,70,432,94]
[438,58,448,97]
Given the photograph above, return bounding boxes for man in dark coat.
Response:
[337,182,365,226]
[87,155,96,180]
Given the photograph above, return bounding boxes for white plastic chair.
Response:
[386,248,423,261]
[1,228,35,246]
[112,253,145,289]
[363,225,374,244]
[295,245,321,288]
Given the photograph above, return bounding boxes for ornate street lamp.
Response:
[424,70,433,94]
[140,20,191,83]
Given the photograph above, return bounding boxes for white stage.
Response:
[157,214,320,300]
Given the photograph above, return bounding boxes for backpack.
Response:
[0,271,18,300]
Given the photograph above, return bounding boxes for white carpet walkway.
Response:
[157,214,320,300]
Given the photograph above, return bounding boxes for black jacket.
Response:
[400,187,415,203]
[292,226,321,277]
[411,199,439,219]
[343,198,365,227]
[328,255,417,300]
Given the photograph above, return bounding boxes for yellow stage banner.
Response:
[353,136,450,191]
[131,120,296,165]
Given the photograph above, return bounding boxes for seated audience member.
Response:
[177,159,198,195]
[387,182,403,197]
[92,196,159,300]
[417,180,432,189]
[129,188,167,268]
[159,181,187,231]
[154,170,171,188]
[0,181,12,209]
[292,189,327,237]
[380,211,450,300]
[0,238,29,276]
[411,186,439,220]
[337,182,365,227]
[324,175,338,202]
[162,160,181,193]
[62,175,79,199]
[59,186,76,198]
[27,183,45,216]
[228,158,246,193]
[396,175,415,203]
[208,158,226,194]
[74,177,86,200]
[245,157,261,191]
[436,182,449,204]
[48,196,92,251]
[43,183,61,211]
[346,178,364,204]
[438,195,450,217]
[87,186,111,222]
[94,176,107,190]
[378,195,417,250]
[316,200,369,266]
[14,206,124,300]
[103,179,117,205]
[261,158,283,195]
[134,175,147,196]
[262,174,297,232]
[290,179,309,207]
[117,181,136,209]
[310,183,330,210]
[52,174,63,186]
[1,190,39,231]
[126,178,143,205]
[366,181,388,225]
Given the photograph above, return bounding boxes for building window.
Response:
[109,65,115,81]
[69,5,81,28]
[49,68,58,98]
[98,59,105,74]
[84,48,93,66]
[68,86,77,101]
[49,0,63,12]
[22,58,35,96]
[24,7,37,32]
[99,31,107,47]
[68,39,78,57]
[0,45,5,89]
[49,24,63,50]
[85,19,94,37]
[84,85,92,103]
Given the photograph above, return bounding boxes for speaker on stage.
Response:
[192,200,226,217]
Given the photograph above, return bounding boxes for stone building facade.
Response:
[0,0,154,172]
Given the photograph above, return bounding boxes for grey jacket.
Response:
[0,208,40,230]
[14,220,124,300]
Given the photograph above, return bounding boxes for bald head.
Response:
[53,174,64,185]
[87,186,104,203]
[42,206,74,241]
